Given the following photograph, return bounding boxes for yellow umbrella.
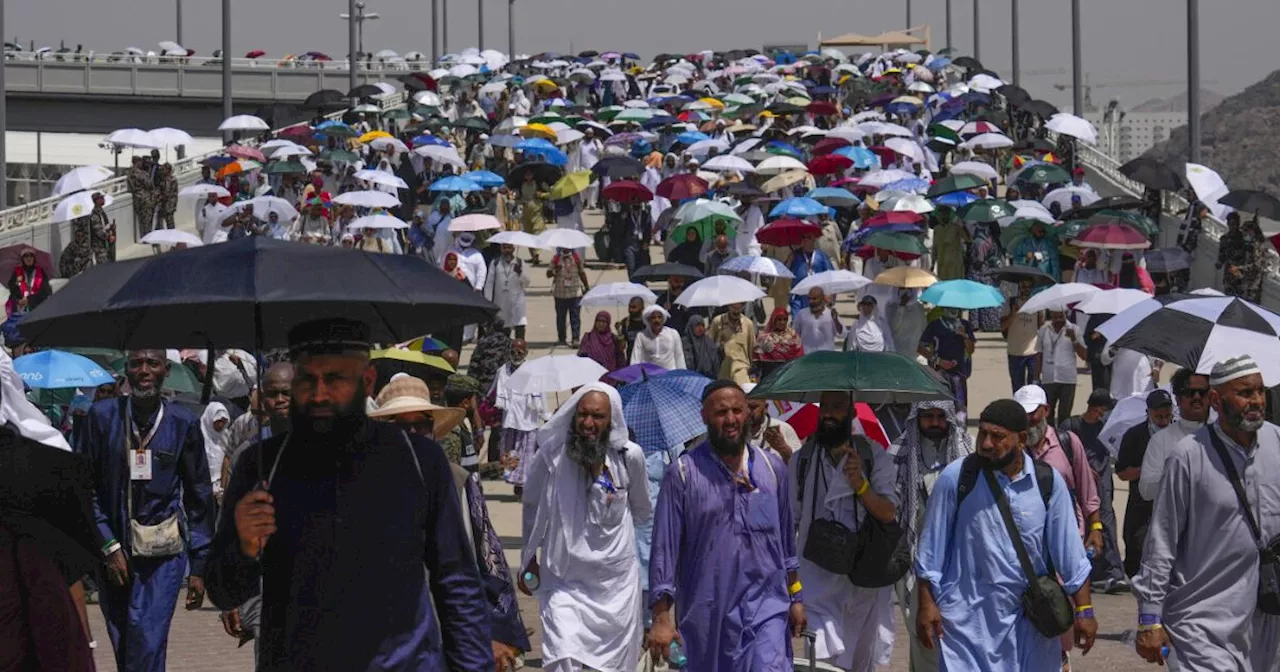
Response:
[761,169,812,194]
[532,79,559,94]
[550,170,593,200]
[726,122,756,134]
[520,123,557,141]
[785,96,812,107]
[370,348,455,374]
[698,97,726,110]
[358,130,393,144]
[873,266,938,289]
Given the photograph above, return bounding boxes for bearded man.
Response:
[519,382,651,672]
[205,318,493,671]
[649,380,806,671]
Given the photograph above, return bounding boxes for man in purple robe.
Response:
[647,380,806,671]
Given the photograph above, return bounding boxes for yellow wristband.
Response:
[1074,604,1093,613]
[1090,522,1104,531]
[855,480,870,496]
[788,580,803,596]
[1137,623,1163,632]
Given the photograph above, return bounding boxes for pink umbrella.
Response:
[1071,224,1151,251]
[224,144,266,162]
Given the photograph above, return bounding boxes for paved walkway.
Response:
[88,210,1147,670]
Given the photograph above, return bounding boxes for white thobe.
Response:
[1103,347,1155,400]
[887,299,928,357]
[1137,419,1202,501]
[737,204,766,257]
[212,349,258,399]
[860,257,900,319]
[453,248,487,291]
[484,257,531,327]
[641,167,668,223]
[197,202,227,243]
[629,326,686,370]
[794,308,842,353]
[844,316,895,352]
[492,364,548,432]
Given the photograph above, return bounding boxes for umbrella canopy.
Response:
[1219,190,1280,219]
[920,279,1005,309]
[1014,163,1071,185]
[656,174,709,201]
[748,350,952,404]
[985,265,1055,287]
[591,156,645,180]
[1118,157,1185,191]
[1018,282,1101,314]
[1073,288,1151,315]
[140,229,204,247]
[53,192,115,223]
[19,237,496,349]
[716,255,794,278]
[1071,223,1151,251]
[863,231,925,255]
[872,266,937,288]
[13,350,115,389]
[619,370,713,453]
[806,187,861,207]
[755,155,809,175]
[631,263,705,282]
[506,354,608,394]
[506,162,564,187]
[52,165,114,197]
[754,218,822,247]
[1097,295,1280,385]
[600,362,668,386]
[333,190,401,209]
[1144,248,1194,274]
[218,115,270,132]
[350,214,409,230]
[958,199,1014,223]
[448,214,503,232]
[769,198,829,219]
[1046,113,1097,144]
[602,180,654,203]
[538,228,593,250]
[790,270,871,296]
[0,245,55,279]
[430,175,482,192]
[581,282,657,308]
[675,276,765,308]
[549,171,594,200]
[926,172,988,198]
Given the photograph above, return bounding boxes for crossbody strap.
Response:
[983,468,1047,583]
[1206,426,1264,549]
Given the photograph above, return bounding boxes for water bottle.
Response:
[521,570,539,591]
[667,641,687,668]
[1086,546,1096,560]
[1162,646,1180,670]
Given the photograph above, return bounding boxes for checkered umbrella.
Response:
[619,370,713,453]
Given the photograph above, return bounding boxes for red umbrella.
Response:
[867,145,897,166]
[755,218,822,247]
[244,50,266,59]
[853,247,921,261]
[1071,223,1151,250]
[808,154,854,175]
[602,180,654,204]
[656,174,709,201]
[278,126,314,141]
[776,401,888,447]
[811,137,852,156]
[829,177,860,188]
[0,244,54,279]
[864,211,924,226]
[807,101,839,117]
[225,144,266,162]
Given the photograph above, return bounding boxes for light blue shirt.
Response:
[914,453,1091,672]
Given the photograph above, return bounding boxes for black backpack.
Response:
[956,453,1056,511]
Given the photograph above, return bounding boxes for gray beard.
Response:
[1027,418,1047,449]
[567,425,610,471]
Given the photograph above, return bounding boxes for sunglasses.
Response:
[1177,388,1210,398]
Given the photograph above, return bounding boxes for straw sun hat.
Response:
[369,375,466,440]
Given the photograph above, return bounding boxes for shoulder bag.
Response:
[1206,426,1280,615]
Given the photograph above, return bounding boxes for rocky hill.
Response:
[1144,69,1280,191]
[1132,89,1224,113]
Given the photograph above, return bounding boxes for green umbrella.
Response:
[1001,218,1063,251]
[595,106,625,121]
[926,172,989,197]
[107,356,202,394]
[265,160,308,175]
[528,112,563,125]
[958,198,1014,223]
[451,116,491,132]
[64,347,125,370]
[317,125,359,138]
[1016,163,1071,185]
[1086,209,1158,237]
[863,231,926,255]
[382,108,412,121]
[615,108,655,123]
[320,148,359,163]
[928,124,961,145]
[748,350,953,404]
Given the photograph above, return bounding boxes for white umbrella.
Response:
[353,170,409,190]
[702,155,756,173]
[1074,288,1151,315]
[369,137,410,154]
[581,282,657,308]
[716,255,794,278]
[968,73,1005,92]
[506,355,608,395]
[147,127,193,147]
[270,145,313,158]
[538,228,593,250]
[857,121,912,138]
[1190,287,1226,297]
[1098,393,1155,458]
[676,276,765,308]
[1046,113,1098,145]
[888,194,935,214]
[179,184,230,198]
[1042,186,1100,211]
[949,160,1000,181]
[487,231,546,248]
[413,145,466,169]
[218,115,270,132]
[349,214,409,230]
[755,155,808,175]
[52,165,114,197]
[859,169,916,189]
[413,91,442,107]
[826,127,867,143]
[245,196,299,222]
[106,128,159,149]
[333,190,400,208]
[884,137,924,163]
[685,138,731,158]
[52,192,114,222]
[1018,283,1101,314]
[157,40,185,53]
[960,133,1014,150]
[790,270,871,296]
[1185,162,1232,219]
[140,229,203,247]
[555,128,585,145]
[449,214,503,232]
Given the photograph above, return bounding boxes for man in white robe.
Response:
[520,383,651,672]
[197,193,228,244]
[844,295,895,352]
[630,305,686,370]
[451,233,487,291]
[1102,345,1159,401]
[484,244,532,339]
[575,130,603,208]
[859,248,900,320]
[737,198,766,258]
[887,290,928,358]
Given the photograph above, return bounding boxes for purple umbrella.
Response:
[603,132,643,149]
[601,362,667,385]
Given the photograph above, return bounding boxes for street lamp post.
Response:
[972,0,980,61]
[478,0,484,50]
[1071,0,1082,115]
[945,0,952,52]
[508,0,515,56]
[431,0,439,62]
[176,0,183,48]
[1010,0,1019,86]
[339,3,380,69]
[906,0,911,30]
[347,0,358,95]
[1187,0,1201,163]
[222,0,232,142]
[442,0,449,54]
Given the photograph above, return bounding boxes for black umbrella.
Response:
[1061,195,1146,221]
[505,162,564,188]
[451,116,491,132]
[951,56,983,70]
[1012,138,1057,153]
[631,263,705,282]
[1219,190,1280,219]
[346,83,384,99]
[996,84,1031,106]
[766,102,806,116]
[726,182,765,199]
[1119,157,1185,191]
[303,89,347,109]
[591,156,645,180]
[20,236,497,350]
[985,264,1055,287]
[578,50,599,58]
[1023,100,1059,119]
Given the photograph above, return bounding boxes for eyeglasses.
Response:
[1177,388,1210,398]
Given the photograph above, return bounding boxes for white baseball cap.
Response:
[1013,384,1048,413]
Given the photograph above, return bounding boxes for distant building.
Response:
[1084,110,1187,164]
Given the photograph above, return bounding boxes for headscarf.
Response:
[893,400,972,550]
[0,349,70,451]
[683,315,720,377]
[523,383,634,576]
[754,307,804,363]
[200,402,232,493]
[578,310,619,371]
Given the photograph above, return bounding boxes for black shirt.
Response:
[1115,423,1154,523]
[1060,415,1108,473]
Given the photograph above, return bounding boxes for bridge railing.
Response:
[5,50,433,70]
[0,92,406,257]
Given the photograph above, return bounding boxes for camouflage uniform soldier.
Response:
[157,163,179,230]
[1216,212,1264,301]
[439,374,483,473]
[127,156,156,239]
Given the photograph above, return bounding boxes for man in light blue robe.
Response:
[74,349,215,672]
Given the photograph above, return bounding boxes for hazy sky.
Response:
[10,0,1278,109]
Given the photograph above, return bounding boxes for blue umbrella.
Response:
[429,175,482,192]
[520,146,569,166]
[834,145,878,169]
[514,138,558,153]
[882,177,931,195]
[619,370,713,453]
[928,57,952,70]
[769,197,831,219]
[413,134,451,147]
[764,140,803,159]
[462,170,505,188]
[933,191,979,208]
[13,350,115,389]
[806,187,862,207]
[920,279,1006,309]
[676,131,710,145]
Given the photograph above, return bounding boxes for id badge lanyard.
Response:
[125,398,165,524]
